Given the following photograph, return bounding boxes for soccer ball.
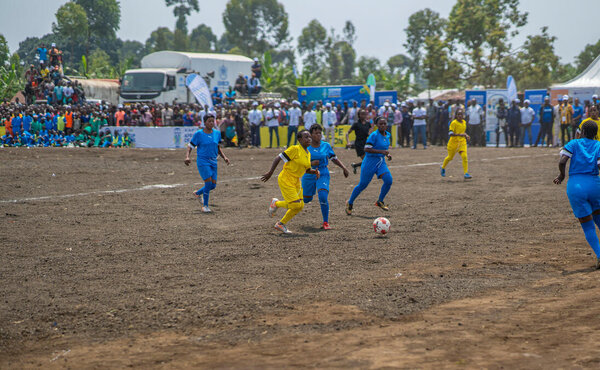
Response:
[373,217,391,235]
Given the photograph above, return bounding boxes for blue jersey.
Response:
[563,138,600,176]
[307,141,336,175]
[573,105,584,124]
[364,130,391,159]
[190,129,221,165]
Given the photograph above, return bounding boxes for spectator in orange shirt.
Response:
[65,109,73,134]
[115,107,126,126]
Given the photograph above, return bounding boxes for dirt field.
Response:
[2,145,600,368]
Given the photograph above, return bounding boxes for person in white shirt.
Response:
[322,102,337,145]
[412,101,427,149]
[248,101,263,147]
[520,99,535,147]
[378,101,390,116]
[287,100,302,147]
[346,101,358,125]
[466,98,484,146]
[303,103,317,126]
[265,102,280,148]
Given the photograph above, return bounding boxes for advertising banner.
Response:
[106,126,200,148]
[523,89,546,145]
[297,85,371,106]
[485,89,508,145]
[374,91,398,106]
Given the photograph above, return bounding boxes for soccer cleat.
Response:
[375,200,389,211]
[345,202,353,215]
[464,173,473,180]
[440,166,446,177]
[268,198,278,217]
[321,222,332,230]
[201,206,212,213]
[351,163,358,174]
[274,222,292,234]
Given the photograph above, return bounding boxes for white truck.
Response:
[119,51,254,104]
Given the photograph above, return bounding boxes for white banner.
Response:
[186,74,213,109]
[485,89,509,145]
[107,126,199,148]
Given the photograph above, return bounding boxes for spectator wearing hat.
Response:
[248,101,262,147]
[211,87,223,105]
[519,99,535,146]
[322,103,337,146]
[251,58,262,79]
[534,96,554,147]
[287,101,301,147]
[247,73,261,95]
[560,95,573,145]
[507,98,521,147]
[466,98,484,146]
[265,102,280,148]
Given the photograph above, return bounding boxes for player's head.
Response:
[455,109,464,120]
[309,124,322,142]
[297,129,311,148]
[375,116,387,132]
[589,105,599,120]
[582,120,598,139]
[205,112,216,129]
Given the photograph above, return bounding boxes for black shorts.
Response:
[355,141,366,157]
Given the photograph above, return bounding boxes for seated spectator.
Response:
[251,58,262,78]
[234,74,247,95]
[225,86,236,105]
[211,87,223,105]
[247,73,261,95]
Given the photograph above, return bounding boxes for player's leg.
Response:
[316,174,331,227]
[568,177,600,266]
[376,169,392,210]
[276,181,304,233]
[301,174,316,204]
[348,159,376,211]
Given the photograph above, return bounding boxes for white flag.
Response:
[186,74,213,109]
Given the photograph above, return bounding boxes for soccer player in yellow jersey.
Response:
[261,130,320,234]
[576,105,600,140]
[440,109,472,180]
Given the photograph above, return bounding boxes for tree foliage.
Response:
[404,8,445,84]
[166,0,199,33]
[146,27,174,52]
[75,0,120,40]
[53,2,88,47]
[575,39,600,75]
[190,24,217,52]
[222,0,290,57]
[0,34,10,67]
[297,19,328,75]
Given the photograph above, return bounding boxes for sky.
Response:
[1,0,599,67]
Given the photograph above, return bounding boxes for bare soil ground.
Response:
[2,145,600,368]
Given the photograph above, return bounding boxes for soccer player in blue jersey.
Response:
[185,112,230,213]
[302,124,350,229]
[346,116,393,215]
[555,120,600,268]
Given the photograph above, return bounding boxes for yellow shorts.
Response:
[447,139,467,154]
[278,173,303,202]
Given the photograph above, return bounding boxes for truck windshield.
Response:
[121,72,165,92]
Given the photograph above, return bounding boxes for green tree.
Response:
[75,0,120,43]
[575,39,600,74]
[222,0,290,57]
[53,2,88,64]
[356,56,381,81]
[260,50,295,97]
[297,19,328,74]
[190,24,217,52]
[339,42,356,82]
[342,20,356,46]
[404,8,445,85]
[88,49,115,78]
[447,0,528,86]
[166,0,199,34]
[0,34,10,66]
[386,54,411,74]
[118,40,145,67]
[146,27,174,52]
[422,35,462,89]
[173,29,189,51]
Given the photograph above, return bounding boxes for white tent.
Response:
[552,54,600,101]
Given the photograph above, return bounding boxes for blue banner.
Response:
[522,89,546,146]
[297,85,371,106]
[465,90,486,106]
[375,91,398,106]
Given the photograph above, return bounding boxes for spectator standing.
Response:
[573,98,584,131]
[265,103,280,148]
[303,103,317,127]
[251,58,262,78]
[161,104,173,126]
[520,99,535,146]
[399,103,412,147]
[248,102,262,147]
[431,100,445,146]
[534,96,554,147]
[427,99,437,143]
[496,99,508,147]
[49,43,62,67]
[412,101,427,149]
[36,44,48,66]
[287,100,301,147]
[507,98,522,147]
[322,103,337,146]
[393,103,403,147]
[235,108,246,147]
[466,98,484,146]
[560,95,574,145]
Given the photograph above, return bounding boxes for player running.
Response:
[185,112,230,213]
[346,109,373,174]
[262,130,320,234]
[554,120,600,268]
[345,116,393,215]
[440,109,472,179]
[303,124,350,229]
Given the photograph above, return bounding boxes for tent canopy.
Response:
[553,54,600,89]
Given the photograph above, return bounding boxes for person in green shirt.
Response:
[56,111,66,132]
[31,115,42,135]
[90,113,101,134]
[92,132,101,147]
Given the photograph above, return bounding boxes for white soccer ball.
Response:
[373,217,391,235]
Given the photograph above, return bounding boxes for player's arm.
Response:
[554,152,571,184]
[345,126,354,147]
[331,157,349,177]
[184,142,194,166]
[261,155,282,182]
[217,145,230,165]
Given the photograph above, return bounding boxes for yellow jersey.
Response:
[279,144,311,179]
[448,119,467,141]
[579,118,600,141]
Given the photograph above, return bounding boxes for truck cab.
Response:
[119,68,186,104]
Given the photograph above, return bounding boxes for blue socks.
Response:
[197,182,216,207]
[593,214,600,229]
[318,190,329,223]
[581,219,600,258]
[378,172,393,202]
[349,180,369,204]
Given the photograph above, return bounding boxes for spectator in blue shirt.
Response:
[248,73,261,95]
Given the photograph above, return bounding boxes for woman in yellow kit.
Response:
[440,109,472,180]
[576,105,600,140]
[261,129,320,234]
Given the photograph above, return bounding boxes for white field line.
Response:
[0,153,557,204]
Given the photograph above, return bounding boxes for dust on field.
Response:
[1,146,600,368]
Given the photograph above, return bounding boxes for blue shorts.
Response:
[302,173,330,196]
[361,156,390,180]
[566,175,600,218]
[197,161,218,182]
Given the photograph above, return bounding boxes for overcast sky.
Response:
[2,0,598,66]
